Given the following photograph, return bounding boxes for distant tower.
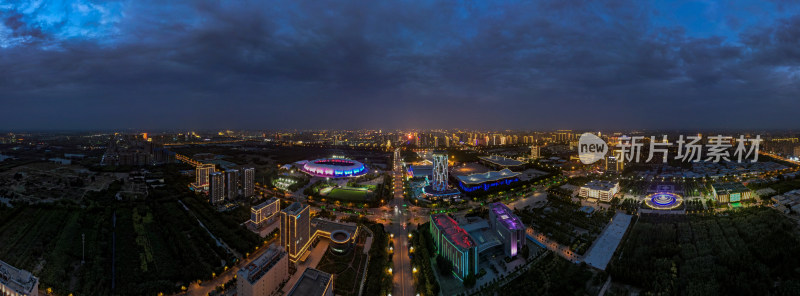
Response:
[530,146,540,160]
[432,150,448,192]
[210,172,225,204]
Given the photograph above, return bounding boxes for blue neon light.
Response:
[459,178,520,192]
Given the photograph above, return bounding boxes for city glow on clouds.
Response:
[1,0,800,129]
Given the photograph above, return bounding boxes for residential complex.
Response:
[209,172,225,204]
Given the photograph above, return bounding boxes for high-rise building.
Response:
[196,163,216,187]
[488,203,524,257]
[431,150,449,192]
[530,146,540,160]
[429,214,478,280]
[287,268,334,296]
[605,155,623,173]
[226,169,240,200]
[280,202,311,261]
[237,246,288,296]
[210,172,225,204]
[242,167,255,198]
[794,146,800,157]
[0,260,39,296]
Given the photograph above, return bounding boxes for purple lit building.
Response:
[488,202,524,257]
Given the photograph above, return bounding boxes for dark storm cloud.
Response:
[1,0,799,130]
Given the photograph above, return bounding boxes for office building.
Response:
[226,169,240,199]
[280,202,311,262]
[0,260,39,296]
[605,155,623,174]
[432,150,448,192]
[488,202,524,257]
[242,167,255,197]
[531,145,540,160]
[712,182,753,203]
[251,197,280,227]
[579,180,620,202]
[287,268,334,296]
[430,214,478,280]
[237,246,288,296]
[196,163,216,187]
[210,172,225,204]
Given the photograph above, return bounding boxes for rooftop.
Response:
[456,168,521,185]
[489,202,523,230]
[282,202,308,215]
[712,182,751,194]
[252,197,278,211]
[0,260,39,294]
[238,246,286,284]
[287,268,333,296]
[581,180,619,191]
[479,155,524,167]
[431,214,476,250]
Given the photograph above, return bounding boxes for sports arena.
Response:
[644,192,684,210]
[300,158,367,178]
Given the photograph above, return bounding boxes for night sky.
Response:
[2,0,800,131]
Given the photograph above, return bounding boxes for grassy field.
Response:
[326,187,372,202]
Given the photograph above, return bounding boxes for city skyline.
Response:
[2,1,800,130]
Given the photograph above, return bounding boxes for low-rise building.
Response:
[712,182,752,203]
[0,260,39,296]
[237,246,288,296]
[287,268,334,296]
[251,197,280,227]
[578,180,619,202]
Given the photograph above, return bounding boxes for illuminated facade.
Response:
[712,182,753,203]
[237,246,288,296]
[579,180,619,202]
[196,163,216,187]
[300,158,367,178]
[431,150,448,192]
[251,197,279,227]
[242,167,255,197]
[531,145,540,160]
[0,260,39,296]
[280,202,311,262]
[456,169,521,193]
[430,214,478,280]
[488,202,524,257]
[209,172,225,204]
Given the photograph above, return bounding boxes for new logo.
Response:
[578,133,608,164]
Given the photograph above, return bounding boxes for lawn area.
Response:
[609,207,800,295]
[326,187,372,202]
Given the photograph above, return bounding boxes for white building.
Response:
[579,180,620,202]
[237,246,288,296]
[0,260,39,296]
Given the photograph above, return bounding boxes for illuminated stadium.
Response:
[300,158,367,178]
[644,192,684,210]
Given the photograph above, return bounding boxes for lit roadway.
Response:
[389,148,414,296]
